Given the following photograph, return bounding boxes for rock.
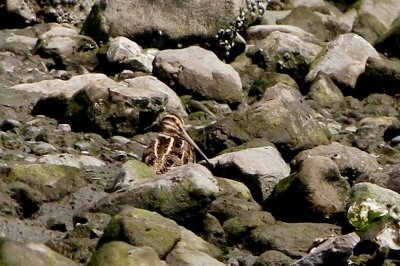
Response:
[356,164,400,194]
[38,153,106,168]
[267,156,351,222]
[246,25,321,44]
[277,6,349,42]
[109,159,154,192]
[0,238,78,266]
[3,163,85,201]
[375,18,400,59]
[223,211,276,244]
[153,46,243,104]
[123,75,187,117]
[166,246,226,266]
[177,226,223,259]
[254,250,294,266]
[31,142,57,155]
[87,241,162,266]
[107,36,153,73]
[356,56,400,97]
[292,142,381,182]
[0,118,21,131]
[83,164,219,223]
[1,0,37,29]
[98,206,181,258]
[206,146,290,203]
[291,232,360,266]
[199,83,330,159]
[34,24,98,71]
[251,31,322,81]
[81,0,246,47]
[306,33,380,89]
[246,222,341,258]
[307,72,344,107]
[208,178,261,223]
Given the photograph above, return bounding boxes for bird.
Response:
[142,113,210,174]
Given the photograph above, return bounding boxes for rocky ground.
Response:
[1,0,400,265]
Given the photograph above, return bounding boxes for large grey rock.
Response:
[306,33,380,89]
[268,156,351,222]
[110,159,154,192]
[30,75,186,136]
[356,164,400,194]
[209,178,261,223]
[0,238,78,266]
[38,153,106,168]
[153,46,243,104]
[88,241,162,266]
[98,206,181,258]
[199,83,330,157]
[81,0,246,47]
[252,31,322,81]
[247,222,341,258]
[166,246,226,266]
[34,24,98,71]
[107,36,153,73]
[292,142,381,182]
[291,232,360,266]
[82,164,219,223]
[206,146,290,203]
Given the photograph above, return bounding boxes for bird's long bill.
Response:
[180,130,211,164]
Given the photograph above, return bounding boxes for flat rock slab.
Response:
[153,46,243,104]
[206,146,290,203]
[82,164,219,223]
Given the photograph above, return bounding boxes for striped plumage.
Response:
[142,114,209,174]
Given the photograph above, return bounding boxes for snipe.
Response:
[142,113,210,174]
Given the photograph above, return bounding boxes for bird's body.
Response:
[142,114,209,174]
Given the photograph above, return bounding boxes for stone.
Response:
[199,83,330,158]
[107,36,153,73]
[81,0,246,47]
[252,31,322,81]
[0,239,78,266]
[267,156,351,222]
[306,33,380,89]
[292,142,381,182]
[98,206,181,258]
[291,232,360,266]
[82,164,219,223]
[1,0,37,28]
[206,146,290,203]
[307,72,344,107]
[246,25,321,44]
[3,163,85,201]
[356,164,400,194]
[208,178,261,223]
[254,250,294,266]
[31,142,57,155]
[246,222,341,258]
[153,46,243,104]
[34,24,98,71]
[87,241,162,266]
[38,153,106,168]
[166,246,226,266]
[109,159,154,192]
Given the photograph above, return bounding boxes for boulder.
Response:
[38,153,106,168]
[306,33,380,89]
[0,238,78,266]
[251,31,322,81]
[246,25,321,44]
[82,164,219,223]
[292,142,381,182]
[267,156,351,222]
[98,206,181,258]
[253,250,294,266]
[153,46,243,104]
[166,246,226,266]
[206,146,290,203]
[87,241,162,266]
[199,83,330,158]
[307,72,344,107]
[356,164,400,194]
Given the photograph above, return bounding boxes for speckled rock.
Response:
[0,238,78,266]
[98,206,181,258]
[82,164,219,223]
[267,156,351,222]
[87,241,162,266]
[206,146,290,203]
[292,142,381,182]
[153,46,243,104]
[306,33,380,89]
